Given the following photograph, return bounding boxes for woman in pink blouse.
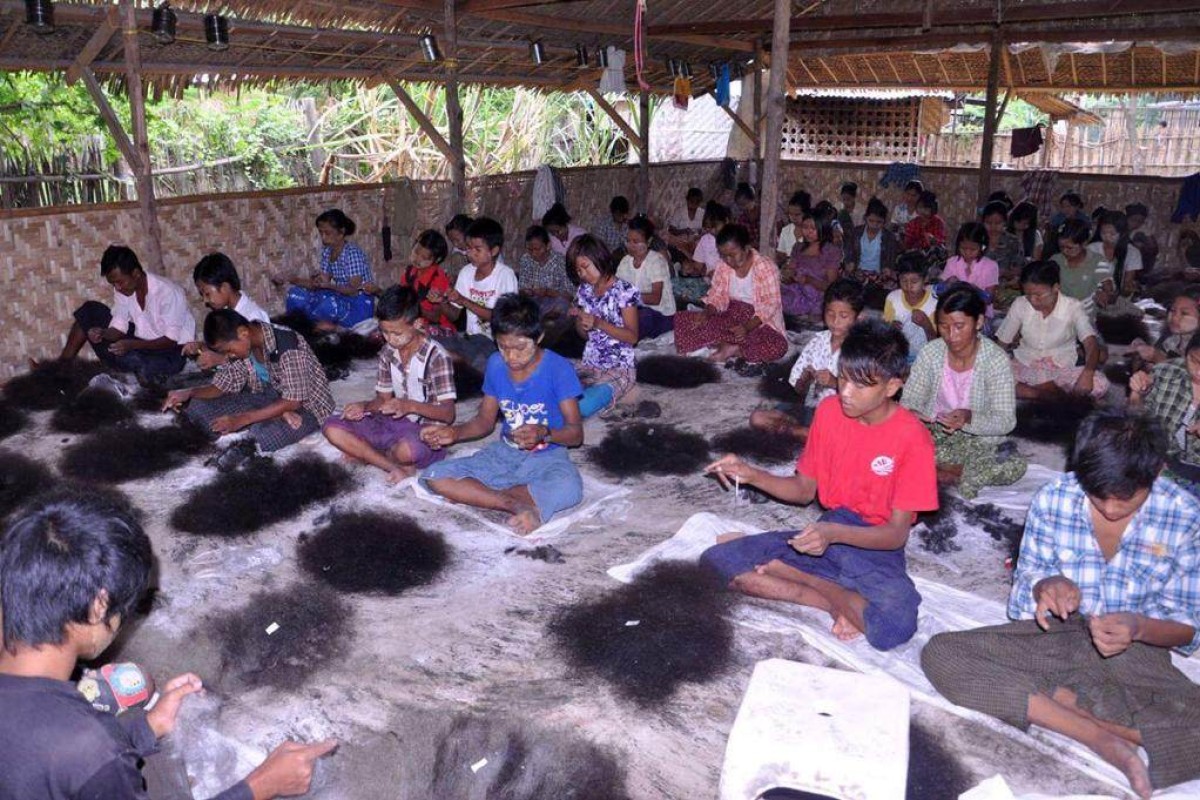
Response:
[780,212,843,318]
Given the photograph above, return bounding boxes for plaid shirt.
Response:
[517,251,573,296]
[1009,473,1200,655]
[1146,360,1200,467]
[591,216,627,253]
[212,324,335,420]
[374,337,456,414]
[320,241,373,286]
[901,337,1017,439]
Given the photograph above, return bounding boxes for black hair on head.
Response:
[207,582,353,691]
[906,722,976,800]
[1058,218,1091,246]
[1071,410,1166,500]
[565,234,615,279]
[804,212,836,248]
[547,561,735,706]
[703,202,731,229]
[446,213,473,235]
[955,221,989,252]
[981,200,1010,222]
[192,252,241,291]
[609,195,630,214]
[490,293,543,341]
[917,190,938,214]
[840,181,858,197]
[203,308,251,349]
[710,426,802,466]
[758,355,800,402]
[904,179,924,193]
[864,197,888,220]
[1,485,150,653]
[524,224,551,246]
[1094,312,1150,346]
[546,328,587,360]
[787,190,812,212]
[591,423,710,477]
[415,229,449,264]
[171,454,353,535]
[635,355,721,389]
[315,208,356,236]
[936,284,986,321]
[0,400,29,441]
[1009,200,1038,227]
[100,245,142,277]
[50,387,134,434]
[453,362,485,399]
[60,420,212,484]
[1103,360,1133,387]
[541,203,571,229]
[839,319,909,386]
[298,512,450,595]
[1125,202,1149,219]
[4,359,106,410]
[375,285,422,324]
[1013,395,1094,445]
[466,216,505,251]
[812,200,836,220]
[627,214,655,239]
[987,190,1014,210]
[1060,191,1084,209]
[734,182,755,202]
[1019,259,1060,288]
[715,223,751,249]
[861,283,889,312]
[824,277,866,314]
[0,451,54,527]
[895,251,927,279]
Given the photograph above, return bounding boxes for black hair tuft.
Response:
[4,360,106,410]
[635,355,720,389]
[60,420,212,483]
[1013,396,1094,445]
[1094,313,1150,346]
[906,722,977,800]
[710,426,803,466]
[49,387,134,434]
[0,400,30,441]
[453,362,485,400]
[758,356,801,402]
[590,423,710,477]
[0,450,54,526]
[298,512,449,595]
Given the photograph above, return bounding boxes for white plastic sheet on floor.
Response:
[973,464,1064,516]
[609,512,1200,799]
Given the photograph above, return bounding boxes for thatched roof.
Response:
[1,0,1197,95]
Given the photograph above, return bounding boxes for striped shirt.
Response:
[212,324,334,420]
[1009,473,1200,655]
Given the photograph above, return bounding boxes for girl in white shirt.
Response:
[617,215,675,340]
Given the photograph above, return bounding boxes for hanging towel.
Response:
[1010,126,1044,158]
[598,47,627,95]
[532,165,565,222]
[879,162,921,188]
[714,62,731,108]
[387,178,420,252]
[672,76,691,111]
[1020,169,1059,221]
[1171,172,1200,224]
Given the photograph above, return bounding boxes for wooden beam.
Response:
[637,88,650,214]
[469,8,755,52]
[66,7,118,84]
[978,29,1003,209]
[444,0,467,213]
[385,78,457,162]
[584,88,644,152]
[459,0,592,11]
[717,97,758,146]
[759,0,791,255]
[753,39,763,171]
[79,68,142,173]
[120,0,163,270]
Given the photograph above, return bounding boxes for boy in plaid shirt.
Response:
[923,410,1200,799]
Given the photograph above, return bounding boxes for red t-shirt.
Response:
[400,264,453,329]
[797,396,938,525]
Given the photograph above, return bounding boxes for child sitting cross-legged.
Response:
[322,286,456,483]
[1129,330,1200,497]
[185,252,271,370]
[882,253,936,359]
[397,229,456,334]
[419,294,584,535]
[701,319,938,650]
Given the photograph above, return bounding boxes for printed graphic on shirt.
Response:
[870,455,895,476]
[469,285,499,308]
[500,398,550,450]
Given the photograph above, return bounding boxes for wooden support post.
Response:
[753,39,764,185]
[386,77,457,163]
[758,0,792,255]
[977,28,1003,209]
[444,0,467,213]
[717,96,759,148]
[638,87,650,214]
[585,88,644,153]
[120,0,163,270]
[79,68,141,173]
[66,6,117,85]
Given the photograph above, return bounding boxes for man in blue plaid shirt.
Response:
[923,410,1200,799]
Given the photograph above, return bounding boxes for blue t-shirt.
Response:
[483,349,583,450]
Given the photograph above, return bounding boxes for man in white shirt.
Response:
[61,245,196,382]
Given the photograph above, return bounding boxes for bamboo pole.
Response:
[638,88,650,214]
[758,0,791,255]
[977,28,1003,209]
[120,0,163,270]
[444,0,467,213]
[753,39,764,185]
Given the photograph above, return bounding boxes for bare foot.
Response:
[717,531,747,544]
[1088,730,1153,799]
[708,344,738,363]
[506,507,541,535]
[385,465,415,484]
[936,464,964,485]
[831,614,864,642]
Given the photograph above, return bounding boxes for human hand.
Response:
[1072,370,1095,397]
[1129,370,1152,396]
[789,522,836,556]
[814,369,837,388]
[245,739,339,800]
[182,341,201,357]
[426,288,445,305]
[162,389,193,412]
[511,423,548,450]
[446,288,465,306]
[1188,420,1200,438]
[196,348,225,371]
[210,414,246,435]
[146,673,204,739]
[420,424,456,449]
[341,402,368,421]
[1133,344,1157,361]
[1088,612,1142,658]
[87,327,105,344]
[109,339,134,356]
[1033,576,1082,630]
[282,411,303,431]
[704,454,757,490]
[578,312,596,332]
[936,408,971,432]
[910,309,930,327]
[379,398,411,418]
[727,324,748,344]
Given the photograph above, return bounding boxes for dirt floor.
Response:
[1,332,1140,800]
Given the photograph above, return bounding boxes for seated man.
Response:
[0,489,336,800]
[62,245,195,383]
[701,319,938,650]
[922,410,1200,800]
[164,309,334,454]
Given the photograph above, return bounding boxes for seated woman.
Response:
[542,202,586,257]
[900,284,1027,498]
[163,309,334,453]
[995,261,1108,400]
[674,224,787,365]
[780,211,842,318]
[1089,210,1144,319]
[674,202,730,308]
[281,209,375,328]
[842,197,899,286]
[566,235,640,419]
[616,215,675,340]
[1129,331,1200,497]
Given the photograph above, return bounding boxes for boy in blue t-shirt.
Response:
[419,293,584,534]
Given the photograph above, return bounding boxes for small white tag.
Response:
[470,758,488,773]
[625,620,640,627]
[265,622,280,635]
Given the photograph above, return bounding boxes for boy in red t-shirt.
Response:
[398,229,456,333]
[701,318,938,650]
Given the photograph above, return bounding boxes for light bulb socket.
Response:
[151,3,177,45]
[575,43,589,68]
[530,40,545,65]
[204,13,229,52]
[681,61,692,79]
[419,33,441,62]
[24,0,54,34]
[596,46,609,69]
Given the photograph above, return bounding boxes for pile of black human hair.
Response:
[3,360,106,410]
[590,423,710,477]
[298,512,450,595]
[1013,395,1094,445]
[1103,361,1133,387]
[1095,313,1150,346]
[547,561,736,707]
[49,387,134,434]
[635,355,720,389]
[60,420,212,483]
[269,313,381,381]
[171,454,353,535]
[0,450,54,526]
[862,282,889,312]
[208,583,353,691]
[758,356,800,403]
[906,722,976,800]
[546,328,587,361]
[132,385,169,414]
[0,400,30,441]
[916,489,1023,560]
[453,362,485,400]
[710,426,802,466]
[270,311,317,338]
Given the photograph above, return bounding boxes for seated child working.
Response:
[922,410,1200,799]
[942,221,999,318]
[429,217,519,374]
[542,203,586,257]
[842,197,899,281]
[164,309,334,452]
[702,319,938,650]
[282,208,375,328]
[0,490,336,800]
[443,213,473,282]
[617,215,676,340]
[518,225,575,322]
[751,278,862,440]
[775,190,812,266]
[186,252,270,369]
[675,202,731,308]
[323,286,456,482]
[882,253,936,358]
[419,294,584,535]
[1133,286,1200,365]
[62,245,195,383]
[591,195,631,255]
[902,190,948,252]
[1129,330,1200,496]
[900,284,1027,498]
[397,229,456,334]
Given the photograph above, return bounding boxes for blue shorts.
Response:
[419,441,583,523]
[699,507,921,650]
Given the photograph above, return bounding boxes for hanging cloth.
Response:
[532,165,564,221]
[598,47,627,95]
[1010,126,1044,159]
[879,162,921,188]
[387,179,420,252]
[715,62,731,108]
[1171,172,1200,224]
[672,77,691,111]
[1020,169,1059,221]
